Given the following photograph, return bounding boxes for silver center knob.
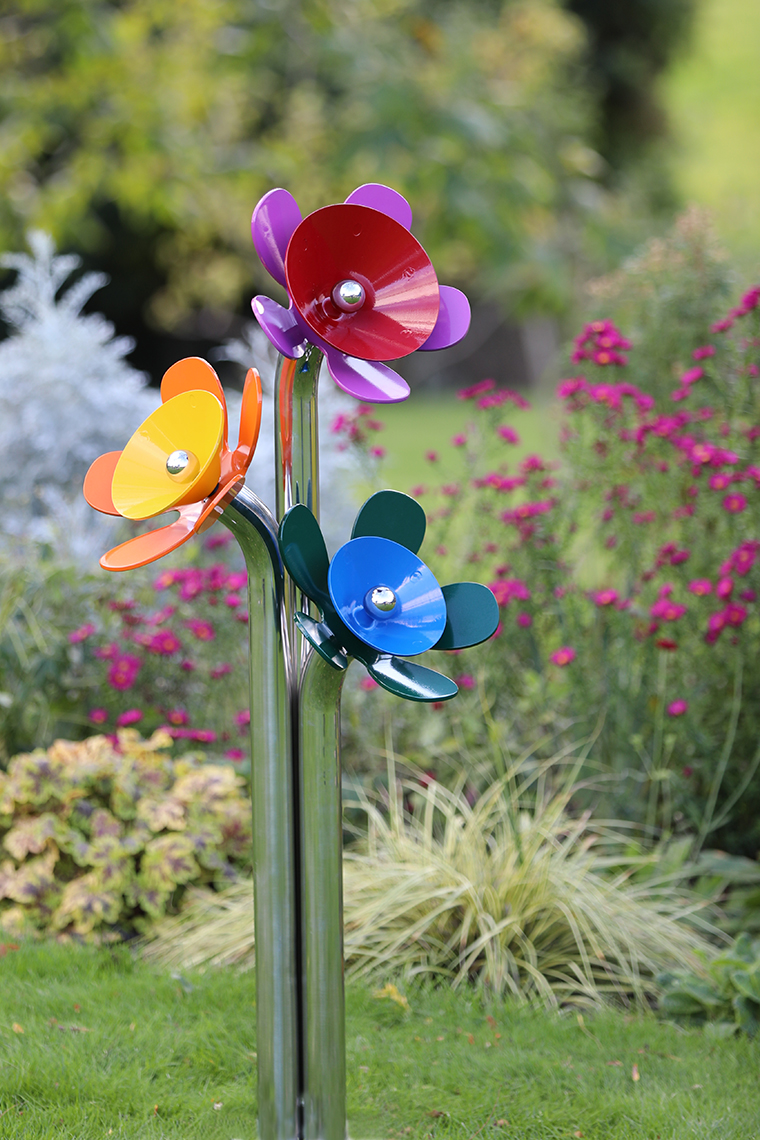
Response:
[370,586,396,612]
[166,449,192,476]
[332,279,366,311]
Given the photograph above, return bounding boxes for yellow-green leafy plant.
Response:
[144,750,717,1006]
[0,731,251,940]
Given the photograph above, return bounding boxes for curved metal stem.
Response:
[299,649,347,1140]
[220,485,299,1140]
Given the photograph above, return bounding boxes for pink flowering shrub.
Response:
[62,532,252,766]
[347,214,760,857]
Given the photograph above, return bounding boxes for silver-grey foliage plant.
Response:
[0,231,156,564]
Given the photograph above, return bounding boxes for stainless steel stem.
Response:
[220,484,299,1140]
[298,649,348,1140]
[274,346,323,644]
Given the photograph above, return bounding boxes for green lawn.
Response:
[369,393,560,495]
[663,0,760,275]
[1,941,758,1138]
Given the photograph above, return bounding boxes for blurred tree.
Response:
[565,0,696,172]
[0,0,659,373]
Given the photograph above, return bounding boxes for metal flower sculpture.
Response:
[279,490,498,701]
[251,183,471,403]
[83,357,263,570]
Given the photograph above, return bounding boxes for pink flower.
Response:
[180,659,196,672]
[116,709,143,727]
[425,450,438,463]
[235,611,249,623]
[167,708,189,726]
[550,647,576,666]
[185,619,215,641]
[706,611,727,641]
[88,708,109,725]
[516,612,532,627]
[488,578,531,607]
[497,426,520,444]
[709,472,733,491]
[723,492,747,513]
[235,710,251,729]
[688,579,713,596]
[107,654,141,692]
[69,623,96,644]
[190,729,217,744]
[225,749,245,762]
[680,366,704,386]
[95,642,120,660]
[741,589,757,602]
[650,599,687,622]
[655,639,678,651]
[204,530,233,550]
[593,589,618,607]
[671,388,690,402]
[725,602,748,627]
[225,593,242,608]
[667,699,688,717]
[457,379,495,400]
[211,663,233,679]
[451,434,467,447]
[455,674,476,689]
[716,577,734,600]
[732,543,759,576]
[147,630,182,656]
[692,345,715,360]
[359,676,379,691]
[370,446,385,458]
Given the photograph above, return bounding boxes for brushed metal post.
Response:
[274,346,323,643]
[299,648,348,1140]
[221,485,299,1140]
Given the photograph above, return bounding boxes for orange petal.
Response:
[160,357,228,443]
[232,368,263,474]
[83,452,122,516]
[100,504,203,572]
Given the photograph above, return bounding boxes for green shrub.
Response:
[658,932,760,1036]
[0,731,251,940]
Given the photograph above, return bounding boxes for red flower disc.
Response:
[285,204,440,361]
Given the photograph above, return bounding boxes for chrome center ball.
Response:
[166,449,192,476]
[332,279,366,312]
[369,586,397,612]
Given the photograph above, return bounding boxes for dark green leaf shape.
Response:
[279,504,331,609]
[351,490,426,553]
[295,613,348,671]
[436,582,500,650]
[368,657,458,702]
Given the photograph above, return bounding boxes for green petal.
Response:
[351,490,426,553]
[435,582,500,650]
[368,657,458,702]
[294,613,347,671]
[279,505,330,609]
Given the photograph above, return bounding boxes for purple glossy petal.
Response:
[251,295,307,358]
[344,184,413,230]
[251,188,302,288]
[418,285,471,351]
[327,351,411,404]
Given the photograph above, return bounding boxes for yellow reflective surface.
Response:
[112,390,224,519]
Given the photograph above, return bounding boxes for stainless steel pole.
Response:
[299,649,348,1140]
[220,485,299,1140]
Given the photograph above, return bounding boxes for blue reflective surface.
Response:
[328,536,446,656]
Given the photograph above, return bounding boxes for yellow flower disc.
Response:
[111,391,225,519]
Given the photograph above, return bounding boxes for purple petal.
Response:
[251,188,302,288]
[344,184,413,230]
[418,286,471,351]
[327,351,411,403]
[251,296,307,358]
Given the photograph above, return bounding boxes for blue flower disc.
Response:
[328,536,446,656]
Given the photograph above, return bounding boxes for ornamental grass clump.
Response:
[0,731,252,940]
[144,753,715,1006]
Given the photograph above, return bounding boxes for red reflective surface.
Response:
[285,204,439,361]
